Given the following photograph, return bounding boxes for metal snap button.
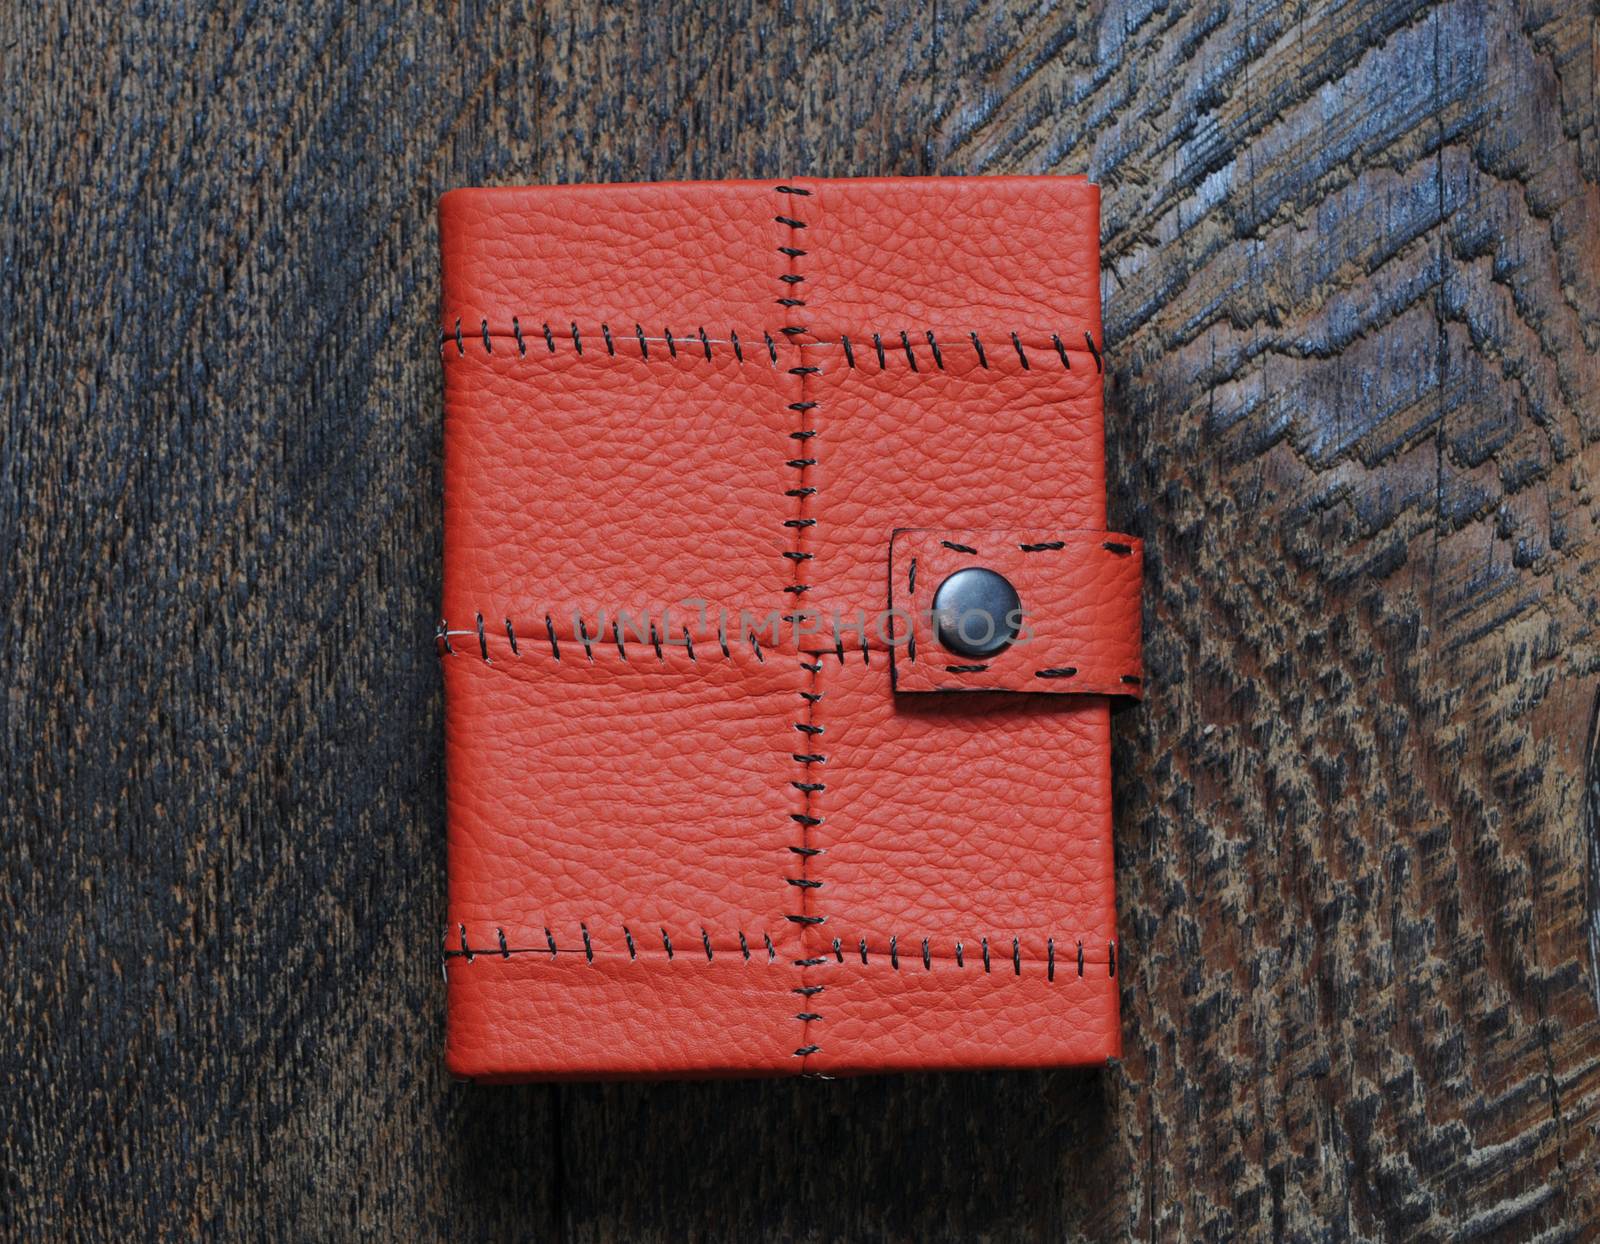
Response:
[930,567,1023,659]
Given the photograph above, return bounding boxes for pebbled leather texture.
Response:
[438,176,1139,1079]
[889,528,1144,695]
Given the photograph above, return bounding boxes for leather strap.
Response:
[889,528,1143,696]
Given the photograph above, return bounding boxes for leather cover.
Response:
[436,177,1140,1080]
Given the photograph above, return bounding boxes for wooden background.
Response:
[3,2,1597,1239]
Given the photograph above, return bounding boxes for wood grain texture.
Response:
[2,1,1596,1240]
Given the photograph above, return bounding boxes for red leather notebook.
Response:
[437,177,1143,1080]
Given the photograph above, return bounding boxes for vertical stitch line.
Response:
[777,181,822,1067]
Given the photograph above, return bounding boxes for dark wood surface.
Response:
[4,2,1598,1240]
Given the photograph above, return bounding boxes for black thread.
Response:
[1102,540,1133,555]
[475,613,489,661]
[457,921,1107,972]
[443,319,1101,370]
[436,621,454,655]
[545,615,560,660]
[941,540,978,554]
[1036,667,1078,679]
[448,921,1113,972]
[1020,540,1066,552]
[504,618,518,655]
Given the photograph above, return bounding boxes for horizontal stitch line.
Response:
[437,619,788,667]
[443,945,1118,972]
[444,928,1117,969]
[441,323,1105,370]
[448,332,1104,359]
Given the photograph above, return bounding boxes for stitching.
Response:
[775,182,826,1063]
[439,614,759,665]
[900,533,1143,685]
[789,656,828,1056]
[443,318,1103,372]
[442,924,1118,977]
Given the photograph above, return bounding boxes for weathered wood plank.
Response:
[2,1,1595,1240]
